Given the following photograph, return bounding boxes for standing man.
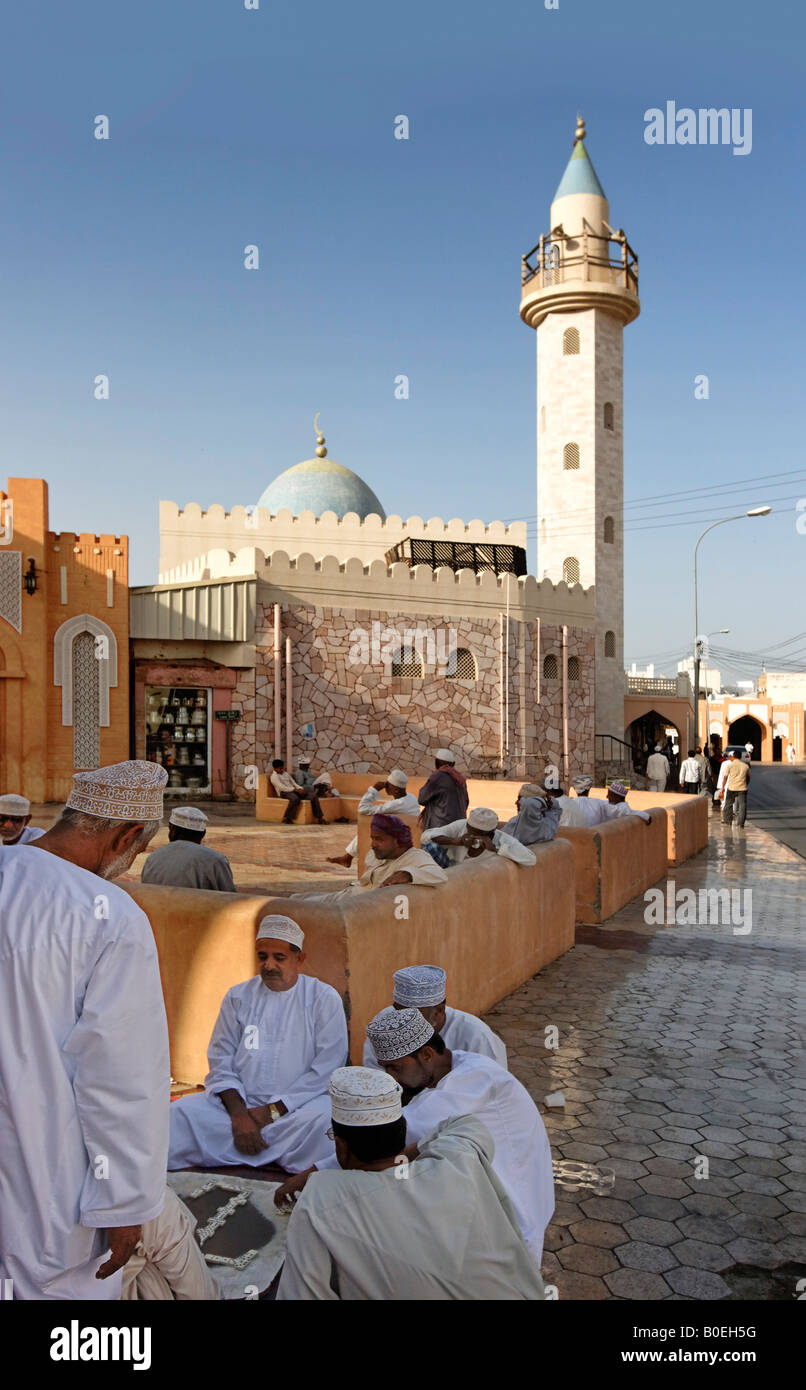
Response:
[645,745,669,793]
[721,751,750,828]
[0,793,45,846]
[276,1070,545,1301]
[141,806,236,891]
[418,748,469,830]
[270,758,325,825]
[679,750,701,795]
[0,761,170,1300]
[694,747,709,793]
[743,742,754,764]
[168,915,348,1171]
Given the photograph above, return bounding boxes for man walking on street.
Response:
[679,749,701,795]
[720,751,750,828]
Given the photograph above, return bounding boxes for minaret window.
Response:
[543,653,559,681]
[563,556,580,586]
[563,327,580,355]
[567,656,581,683]
[563,442,580,471]
[604,630,616,658]
[604,402,615,430]
[603,515,615,544]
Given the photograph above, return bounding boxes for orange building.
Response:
[0,478,129,803]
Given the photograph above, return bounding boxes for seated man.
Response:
[281,1010,553,1266]
[275,1069,545,1301]
[270,759,325,825]
[502,784,561,847]
[417,748,469,830]
[362,964,507,1069]
[422,806,536,866]
[168,915,348,1172]
[0,793,45,846]
[292,814,447,902]
[602,780,652,823]
[553,775,608,827]
[328,769,419,869]
[294,757,317,791]
[141,806,236,891]
[121,1188,220,1301]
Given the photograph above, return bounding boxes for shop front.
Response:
[133,661,242,799]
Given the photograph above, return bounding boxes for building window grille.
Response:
[446,648,477,680]
[72,631,101,769]
[563,442,580,471]
[567,655,581,683]
[604,402,615,430]
[605,630,616,658]
[543,653,559,681]
[391,646,424,678]
[603,515,615,544]
[563,327,580,355]
[563,556,580,586]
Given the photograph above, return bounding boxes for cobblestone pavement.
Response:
[485,816,806,1300]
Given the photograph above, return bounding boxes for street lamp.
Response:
[693,508,771,741]
[702,629,730,732]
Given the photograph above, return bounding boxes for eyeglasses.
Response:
[326,1126,334,1140]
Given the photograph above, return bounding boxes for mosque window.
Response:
[604,402,615,430]
[72,631,101,769]
[567,656,581,683]
[563,443,580,471]
[603,515,615,544]
[543,653,559,681]
[391,646,424,678]
[563,556,580,586]
[446,648,477,681]
[563,327,580,355]
[605,630,616,658]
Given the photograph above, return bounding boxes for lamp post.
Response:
[693,508,771,743]
[702,628,730,745]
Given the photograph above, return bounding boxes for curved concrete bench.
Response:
[558,810,668,924]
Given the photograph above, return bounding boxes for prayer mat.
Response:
[167,1171,291,1298]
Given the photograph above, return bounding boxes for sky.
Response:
[1,0,804,681]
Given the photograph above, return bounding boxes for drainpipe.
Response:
[561,624,569,785]
[498,612,505,768]
[273,603,282,759]
[535,616,541,704]
[505,574,511,756]
[285,637,293,771]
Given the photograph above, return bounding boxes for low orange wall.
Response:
[120,838,575,1079]
[558,810,669,924]
[588,788,709,867]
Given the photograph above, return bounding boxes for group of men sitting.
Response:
[167,914,553,1299]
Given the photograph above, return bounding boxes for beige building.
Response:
[704,672,804,762]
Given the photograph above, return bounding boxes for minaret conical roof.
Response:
[553,121,606,201]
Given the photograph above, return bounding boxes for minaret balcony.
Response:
[520,228,640,328]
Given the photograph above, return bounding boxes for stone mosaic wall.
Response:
[231,601,595,792]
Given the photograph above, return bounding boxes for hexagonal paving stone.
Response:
[675,1214,736,1244]
[728,1213,788,1243]
[726,1237,785,1269]
[670,1239,732,1271]
[656,1127,703,1145]
[615,1241,678,1273]
[665,1267,732,1299]
[558,1243,620,1276]
[735,1173,786,1197]
[604,1268,672,1299]
[780,1190,806,1213]
[624,1216,681,1246]
[640,1176,691,1198]
[775,1236,806,1262]
[780,1212,806,1237]
[567,1218,627,1249]
[605,1143,655,1161]
[700,1126,745,1144]
[682,1193,738,1217]
[606,1158,650,1179]
[580,1198,637,1224]
[552,1269,610,1300]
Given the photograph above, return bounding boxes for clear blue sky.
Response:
[2,0,804,679]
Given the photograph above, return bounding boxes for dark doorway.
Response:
[727,715,763,760]
[773,737,782,762]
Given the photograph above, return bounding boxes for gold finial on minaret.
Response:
[574,113,586,144]
[313,411,327,458]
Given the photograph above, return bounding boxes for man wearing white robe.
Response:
[362,963,507,1070]
[0,792,45,845]
[646,746,670,793]
[328,769,420,867]
[0,761,170,1300]
[168,915,348,1172]
[293,814,446,903]
[276,1069,544,1301]
[421,806,536,867]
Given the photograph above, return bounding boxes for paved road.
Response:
[746,765,806,861]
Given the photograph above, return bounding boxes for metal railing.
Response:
[522,229,638,294]
[595,733,635,776]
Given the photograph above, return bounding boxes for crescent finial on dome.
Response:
[313,411,327,457]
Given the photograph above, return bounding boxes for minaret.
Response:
[520,117,640,740]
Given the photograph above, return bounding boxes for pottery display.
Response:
[168,771,183,787]
[191,709,205,726]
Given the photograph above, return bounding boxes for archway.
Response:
[727,714,764,760]
[626,709,682,778]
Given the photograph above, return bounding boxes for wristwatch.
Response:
[266,1103,282,1124]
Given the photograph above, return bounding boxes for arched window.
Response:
[563,442,580,471]
[603,515,615,544]
[567,655,581,683]
[604,630,616,658]
[563,556,580,586]
[446,647,477,680]
[53,613,119,771]
[603,402,615,430]
[543,653,559,681]
[391,646,424,678]
[563,327,580,355]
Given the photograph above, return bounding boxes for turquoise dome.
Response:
[257,455,386,520]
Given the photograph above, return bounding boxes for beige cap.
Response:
[386,769,408,788]
[255,914,305,950]
[434,748,455,763]
[329,1067,403,1126]
[0,794,31,816]
[66,761,167,821]
[169,806,209,831]
[467,806,498,832]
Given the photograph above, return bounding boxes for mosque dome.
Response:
[257,419,386,520]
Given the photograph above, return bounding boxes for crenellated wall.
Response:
[158,500,528,580]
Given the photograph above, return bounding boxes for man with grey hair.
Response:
[0,761,171,1300]
[0,792,45,846]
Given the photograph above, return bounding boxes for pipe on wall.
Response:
[273,603,282,760]
[285,637,293,771]
[561,624,569,785]
[498,612,505,767]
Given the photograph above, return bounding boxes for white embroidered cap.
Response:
[314,772,332,786]
[66,761,167,821]
[366,1006,436,1062]
[467,806,498,833]
[0,794,31,816]
[387,769,408,789]
[329,1067,403,1126]
[255,914,305,950]
[571,775,594,793]
[434,748,455,763]
[393,964,447,1008]
[169,806,209,831]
